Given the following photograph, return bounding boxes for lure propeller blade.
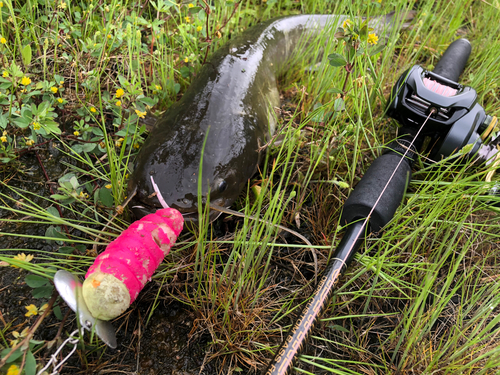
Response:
[54,270,117,348]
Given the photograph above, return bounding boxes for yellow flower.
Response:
[115,138,124,147]
[368,33,378,45]
[33,122,41,130]
[21,76,31,86]
[115,88,125,98]
[73,130,80,136]
[0,37,6,44]
[184,57,189,63]
[25,138,34,146]
[105,184,112,189]
[50,86,58,93]
[7,364,20,375]
[25,304,38,317]
[10,328,29,347]
[90,107,97,113]
[79,191,89,199]
[133,142,140,149]
[11,253,34,267]
[115,100,122,106]
[0,2,3,8]
[188,3,194,7]
[135,109,147,118]
[185,16,190,23]
[60,80,64,85]
[196,26,203,32]
[155,84,162,90]
[342,19,352,29]
[107,34,112,39]
[58,2,67,10]
[1,135,7,143]
[39,303,49,313]
[57,98,64,103]
[2,70,8,77]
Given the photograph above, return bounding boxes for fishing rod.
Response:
[264,38,499,374]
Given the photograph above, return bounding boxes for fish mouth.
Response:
[129,200,223,224]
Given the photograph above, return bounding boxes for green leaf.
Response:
[46,206,60,218]
[69,176,79,189]
[58,246,75,254]
[92,128,104,136]
[197,8,206,20]
[29,339,45,346]
[45,226,68,244]
[32,285,54,299]
[83,142,97,152]
[99,187,114,207]
[25,275,50,288]
[1,348,22,363]
[25,350,37,375]
[329,324,350,333]
[117,75,130,89]
[0,113,8,129]
[53,305,63,320]
[138,96,158,107]
[85,182,93,194]
[180,66,191,78]
[10,62,23,78]
[12,117,31,128]
[369,43,386,56]
[327,87,343,94]
[334,97,345,112]
[328,53,347,67]
[42,121,61,135]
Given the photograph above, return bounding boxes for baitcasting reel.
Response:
[386,39,499,166]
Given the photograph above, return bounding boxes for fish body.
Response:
[128,14,406,221]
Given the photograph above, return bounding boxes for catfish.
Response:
[128,13,414,222]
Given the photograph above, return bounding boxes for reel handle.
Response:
[433,38,471,82]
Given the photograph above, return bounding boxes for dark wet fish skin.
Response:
[128,14,406,221]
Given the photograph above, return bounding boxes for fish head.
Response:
[128,156,245,223]
[127,117,256,224]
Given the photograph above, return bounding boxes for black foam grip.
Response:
[433,39,471,82]
[341,153,412,232]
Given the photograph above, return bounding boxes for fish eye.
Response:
[218,180,227,192]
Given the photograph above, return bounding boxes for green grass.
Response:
[0,0,500,374]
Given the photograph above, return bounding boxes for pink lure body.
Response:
[85,208,184,302]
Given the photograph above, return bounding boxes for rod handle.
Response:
[341,142,415,232]
[433,38,471,82]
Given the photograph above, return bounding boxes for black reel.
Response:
[386,39,498,162]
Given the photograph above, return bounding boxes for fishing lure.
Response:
[81,208,184,321]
